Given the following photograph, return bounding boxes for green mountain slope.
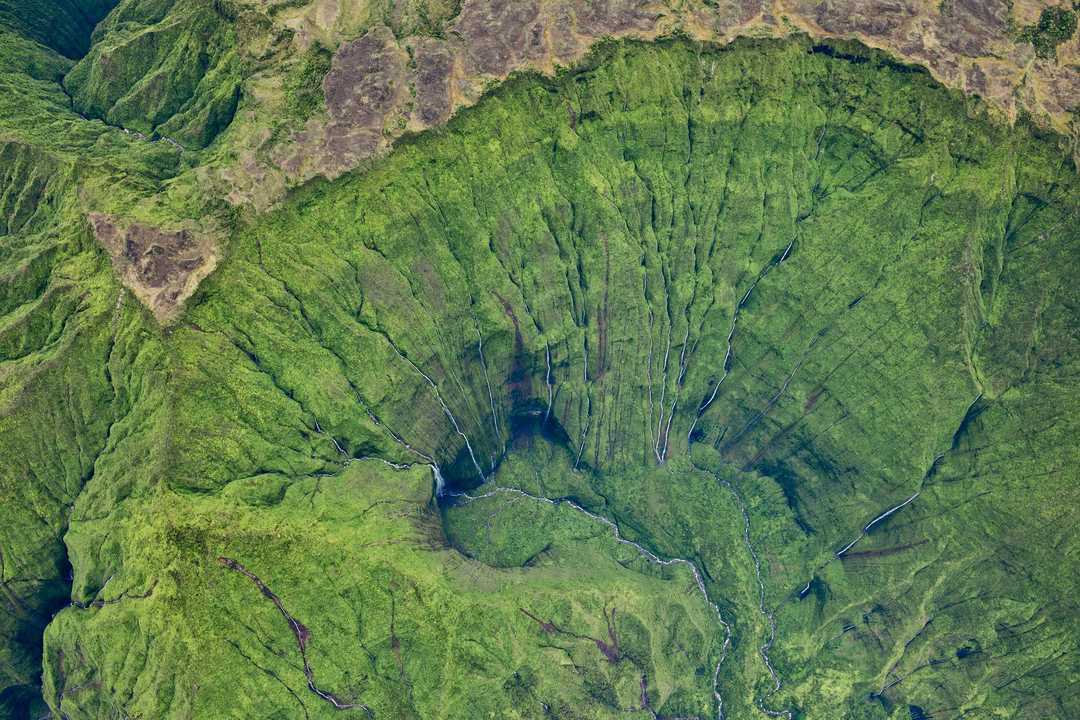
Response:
[0,18,1078,720]
[63,0,244,149]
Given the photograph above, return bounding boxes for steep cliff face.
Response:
[4,0,1078,322]
[235,0,1080,209]
[0,3,1079,719]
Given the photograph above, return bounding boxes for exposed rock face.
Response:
[320,25,408,174]
[806,0,919,38]
[940,0,1010,57]
[779,0,1079,126]
[573,0,665,35]
[269,1,674,186]
[88,213,216,322]
[412,37,454,126]
[456,0,542,74]
[261,0,1079,195]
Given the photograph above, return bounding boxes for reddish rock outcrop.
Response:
[88,213,216,322]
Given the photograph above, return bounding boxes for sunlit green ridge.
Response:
[1,31,1078,720]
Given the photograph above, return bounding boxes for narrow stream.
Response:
[688,237,796,443]
[835,491,921,558]
[444,478,731,720]
[445,464,796,720]
[701,467,793,720]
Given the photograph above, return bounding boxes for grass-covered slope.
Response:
[0,17,194,714]
[1,32,1079,720]
[45,459,725,719]
[0,133,169,720]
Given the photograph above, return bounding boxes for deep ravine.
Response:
[312,391,795,717]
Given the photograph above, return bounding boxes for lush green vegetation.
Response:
[1018,6,1078,59]
[2,16,1079,720]
[283,43,333,126]
[63,0,245,148]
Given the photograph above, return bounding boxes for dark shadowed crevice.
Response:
[438,406,575,497]
[0,0,119,59]
[0,549,72,719]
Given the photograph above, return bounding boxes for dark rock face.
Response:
[573,0,662,35]
[940,0,1009,57]
[700,0,765,28]
[412,38,454,126]
[455,0,541,75]
[325,26,406,128]
[808,0,918,38]
[122,227,199,290]
[88,213,214,321]
[320,25,407,174]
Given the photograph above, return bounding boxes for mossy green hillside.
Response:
[0,8,235,244]
[2,34,1079,720]
[0,53,177,709]
[45,459,724,719]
